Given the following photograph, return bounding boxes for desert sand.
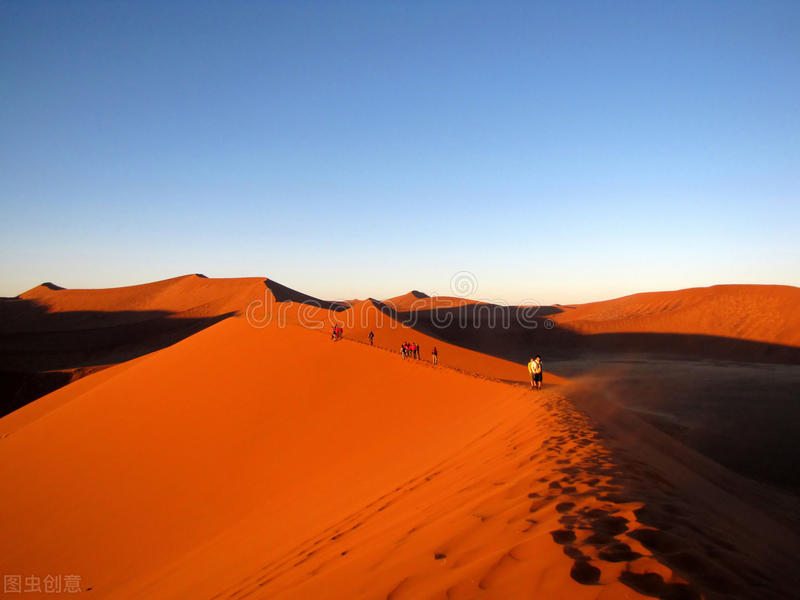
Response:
[1,276,799,599]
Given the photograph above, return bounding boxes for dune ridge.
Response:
[550,284,800,347]
[3,276,799,420]
[2,277,800,597]
[0,317,706,598]
[2,309,798,598]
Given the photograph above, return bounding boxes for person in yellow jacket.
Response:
[527,355,543,390]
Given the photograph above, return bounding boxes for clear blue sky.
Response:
[2,1,798,304]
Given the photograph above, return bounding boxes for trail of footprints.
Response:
[537,395,702,599]
[215,393,764,600]
[537,397,788,600]
[214,467,450,600]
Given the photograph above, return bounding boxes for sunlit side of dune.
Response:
[2,277,800,599]
[1,315,679,599]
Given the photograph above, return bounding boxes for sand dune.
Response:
[5,277,797,382]
[379,290,480,312]
[550,284,800,347]
[0,315,728,599]
[321,299,567,386]
[2,311,798,598]
[0,275,269,414]
[393,285,800,365]
[15,274,266,319]
[3,276,798,424]
[2,276,800,598]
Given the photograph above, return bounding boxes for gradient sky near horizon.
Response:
[2,1,799,304]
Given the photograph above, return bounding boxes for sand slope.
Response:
[551,284,800,347]
[3,312,799,598]
[0,315,695,599]
[358,285,800,367]
[0,275,272,415]
[14,275,264,319]
[3,278,800,598]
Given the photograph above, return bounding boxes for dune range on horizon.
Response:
[1,275,800,599]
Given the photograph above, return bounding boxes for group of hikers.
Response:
[335,329,439,364]
[401,341,438,364]
[334,326,541,387]
[401,341,420,359]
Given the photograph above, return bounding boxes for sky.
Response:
[2,1,799,304]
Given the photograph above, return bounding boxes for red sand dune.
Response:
[324,298,567,386]
[0,316,711,599]
[0,275,274,412]
[380,290,482,312]
[15,274,268,319]
[384,284,800,366]
[2,277,800,598]
[550,284,800,347]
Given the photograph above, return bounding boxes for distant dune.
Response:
[16,274,265,317]
[1,276,799,598]
[3,277,799,414]
[550,284,800,347]
[0,275,267,414]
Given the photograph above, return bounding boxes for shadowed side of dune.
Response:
[562,360,800,491]
[383,304,800,366]
[364,284,800,367]
[566,384,800,600]
[336,302,800,493]
[265,278,350,312]
[0,298,236,416]
[0,370,75,417]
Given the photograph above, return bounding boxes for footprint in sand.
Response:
[586,512,629,537]
[563,545,585,559]
[570,559,601,584]
[559,514,579,529]
[598,541,642,562]
[556,501,575,513]
[550,529,577,544]
[619,571,701,600]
